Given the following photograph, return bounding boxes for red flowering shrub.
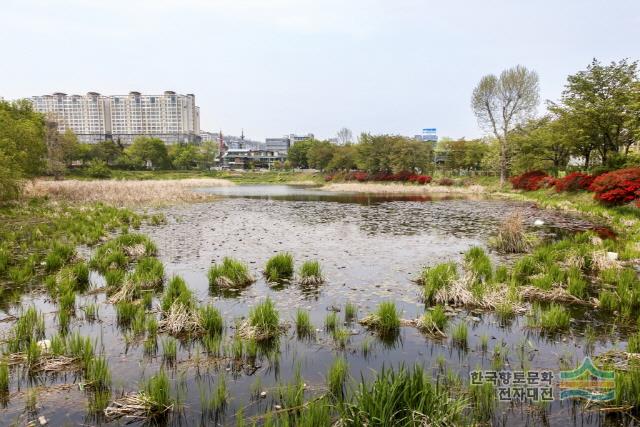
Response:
[510,171,554,191]
[417,175,431,185]
[437,178,454,186]
[589,168,640,206]
[324,174,334,182]
[555,172,595,192]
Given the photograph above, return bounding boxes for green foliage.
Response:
[327,357,348,399]
[248,298,280,338]
[421,263,457,304]
[0,100,47,200]
[144,370,173,412]
[132,257,164,289]
[160,276,194,312]
[0,362,8,393]
[125,137,170,169]
[208,257,253,289]
[90,233,157,272]
[85,159,112,178]
[527,303,571,332]
[451,322,468,346]
[264,253,294,283]
[198,305,223,337]
[299,260,323,284]
[340,365,465,426]
[464,246,493,283]
[325,312,338,332]
[86,356,111,389]
[344,302,357,322]
[295,309,314,338]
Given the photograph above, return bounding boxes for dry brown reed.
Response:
[24,178,234,206]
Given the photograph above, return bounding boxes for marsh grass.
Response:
[133,257,165,290]
[422,263,457,304]
[344,302,357,322]
[332,328,350,349]
[340,365,465,426]
[464,247,492,283]
[324,312,338,332]
[198,305,224,337]
[566,267,587,298]
[86,356,111,389]
[527,303,570,333]
[208,257,254,290]
[144,369,173,412]
[327,357,348,399]
[243,298,280,340]
[490,212,536,253]
[264,253,294,283]
[451,322,468,347]
[45,243,75,272]
[162,338,178,364]
[8,306,45,353]
[417,305,448,337]
[0,362,8,393]
[161,276,194,312]
[470,381,495,423]
[299,260,324,285]
[295,309,314,338]
[360,302,401,336]
[91,233,157,273]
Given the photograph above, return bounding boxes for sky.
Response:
[1,0,639,142]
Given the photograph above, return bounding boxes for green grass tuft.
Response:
[264,252,294,283]
[422,263,457,304]
[208,257,254,289]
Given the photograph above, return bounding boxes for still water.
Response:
[0,185,626,426]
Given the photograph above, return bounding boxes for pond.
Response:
[0,185,628,426]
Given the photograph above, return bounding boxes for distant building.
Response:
[264,133,314,153]
[219,148,287,170]
[30,91,200,144]
[289,133,314,146]
[265,137,290,152]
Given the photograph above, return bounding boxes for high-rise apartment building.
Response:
[30,91,200,144]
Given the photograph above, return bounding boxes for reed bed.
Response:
[25,178,234,206]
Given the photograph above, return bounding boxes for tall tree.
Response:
[336,127,353,145]
[125,137,170,169]
[548,59,640,165]
[472,65,540,185]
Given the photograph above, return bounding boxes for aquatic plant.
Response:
[198,305,224,337]
[144,370,173,412]
[90,233,157,272]
[451,322,468,347]
[162,338,177,364]
[295,309,314,338]
[464,246,492,283]
[417,305,448,337]
[7,306,45,353]
[490,212,535,253]
[469,381,496,423]
[327,357,348,399]
[116,301,142,327]
[421,262,458,304]
[360,302,401,336]
[339,365,465,426]
[527,303,570,332]
[264,252,294,283]
[244,298,280,340]
[332,328,350,349]
[0,362,8,393]
[160,276,194,312]
[86,356,111,389]
[231,336,243,360]
[45,243,75,272]
[566,267,587,298]
[132,257,165,290]
[627,333,640,353]
[344,302,357,322]
[325,312,338,332]
[299,260,324,285]
[66,331,95,368]
[208,257,254,289]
